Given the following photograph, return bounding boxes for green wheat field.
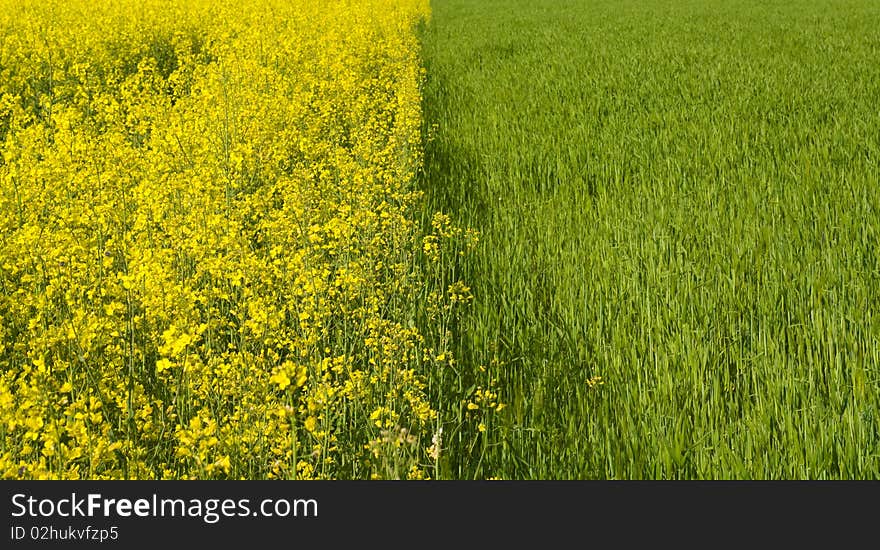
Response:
[420,0,880,478]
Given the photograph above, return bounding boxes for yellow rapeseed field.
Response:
[0,0,475,479]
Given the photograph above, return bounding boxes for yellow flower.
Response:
[304,416,318,433]
[155,359,173,373]
[269,370,291,390]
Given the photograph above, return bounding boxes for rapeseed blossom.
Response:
[0,0,477,480]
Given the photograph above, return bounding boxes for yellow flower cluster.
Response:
[0,0,443,479]
[463,362,506,442]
